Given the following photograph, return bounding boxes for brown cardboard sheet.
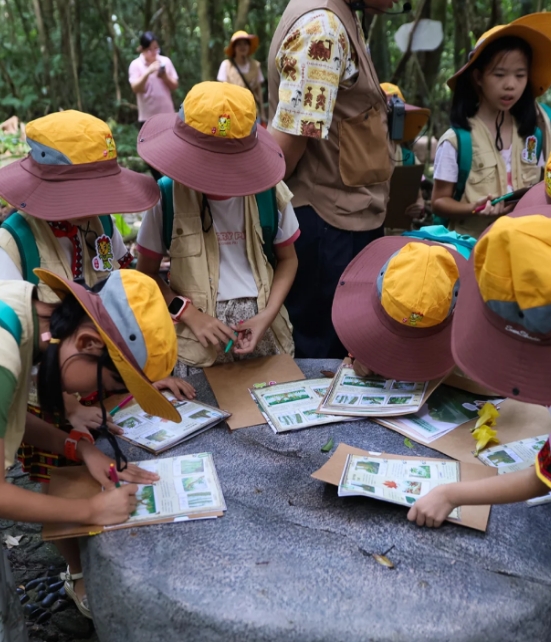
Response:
[204,355,305,430]
[312,443,496,532]
[42,466,223,541]
[385,164,425,230]
[376,399,551,465]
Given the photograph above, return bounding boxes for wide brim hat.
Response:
[35,268,181,423]
[225,31,259,58]
[451,207,551,405]
[332,237,468,382]
[0,110,159,221]
[514,180,550,209]
[447,24,551,97]
[138,83,285,197]
[511,12,551,39]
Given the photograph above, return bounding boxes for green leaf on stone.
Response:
[321,437,334,453]
[404,438,414,449]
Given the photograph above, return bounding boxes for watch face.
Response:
[168,297,185,316]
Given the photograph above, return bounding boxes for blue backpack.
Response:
[0,300,22,345]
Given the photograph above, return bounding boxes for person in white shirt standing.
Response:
[129,31,179,180]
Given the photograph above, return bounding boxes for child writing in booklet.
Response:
[0,269,184,611]
[431,21,551,239]
[0,111,195,617]
[408,212,551,527]
[135,81,299,376]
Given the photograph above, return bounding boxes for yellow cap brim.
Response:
[35,268,181,424]
[402,106,430,143]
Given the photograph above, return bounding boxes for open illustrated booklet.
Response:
[250,378,358,433]
[113,392,230,454]
[43,453,226,541]
[317,363,441,418]
[312,444,496,531]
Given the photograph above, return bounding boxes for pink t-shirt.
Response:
[128,54,178,121]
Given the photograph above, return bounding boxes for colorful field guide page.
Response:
[339,454,461,520]
[115,393,230,454]
[318,364,428,417]
[250,378,354,433]
[477,435,547,475]
[106,453,226,528]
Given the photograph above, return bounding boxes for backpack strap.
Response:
[1,213,40,285]
[99,214,114,237]
[254,188,279,269]
[158,176,175,251]
[0,300,22,345]
[400,145,416,166]
[535,127,543,163]
[451,127,472,202]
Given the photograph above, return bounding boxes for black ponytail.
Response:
[37,288,119,422]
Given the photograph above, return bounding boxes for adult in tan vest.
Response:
[268,0,398,359]
[218,30,267,124]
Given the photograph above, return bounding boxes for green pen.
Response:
[224,331,238,354]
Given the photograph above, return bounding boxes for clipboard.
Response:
[385,164,425,230]
[312,443,495,532]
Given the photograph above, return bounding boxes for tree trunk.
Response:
[391,0,427,84]
[368,15,390,83]
[419,0,446,97]
[197,0,213,81]
[197,0,225,81]
[235,0,252,32]
[452,0,471,70]
[31,0,55,109]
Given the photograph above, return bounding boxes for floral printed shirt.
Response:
[272,9,360,140]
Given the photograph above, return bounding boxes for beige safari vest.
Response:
[0,214,118,303]
[268,0,395,232]
[224,58,262,93]
[169,181,295,367]
[439,116,542,238]
[0,281,35,470]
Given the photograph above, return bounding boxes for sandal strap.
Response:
[60,566,84,582]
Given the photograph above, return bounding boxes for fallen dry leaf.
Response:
[373,554,394,569]
[4,535,23,549]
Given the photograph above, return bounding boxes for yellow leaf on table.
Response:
[475,402,500,430]
[473,425,499,455]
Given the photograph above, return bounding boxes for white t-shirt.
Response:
[136,196,300,302]
[217,60,264,85]
[434,140,544,193]
[0,223,130,281]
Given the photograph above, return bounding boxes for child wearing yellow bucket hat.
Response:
[432,21,551,239]
[408,213,551,528]
[218,30,266,124]
[0,269,181,614]
[332,235,467,383]
[136,81,299,375]
[0,111,194,447]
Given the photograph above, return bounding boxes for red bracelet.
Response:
[64,430,94,462]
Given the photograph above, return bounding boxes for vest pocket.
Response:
[520,162,542,186]
[338,106,392,187]
[169,217,202,258]
[469,152,498,186]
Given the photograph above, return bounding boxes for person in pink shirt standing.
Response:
[129,31,179,180]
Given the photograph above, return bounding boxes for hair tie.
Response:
[50,338,61,344]
[41,332,52,342]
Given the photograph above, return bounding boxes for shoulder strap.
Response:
[400,145,416,166]
[535,127,543,163]
[1,213,40,284]
[99,214,113,237]
[0,300,22,345]
[229,58,261,110]
[255,188,279,269]
[158,176,175,251]
[451,127,472,202]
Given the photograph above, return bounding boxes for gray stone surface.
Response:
[83,360,551,642]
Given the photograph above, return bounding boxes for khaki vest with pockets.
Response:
[0,281,35,470]
[169,181,295,367]
[0,215,118,303]
[439,116,542,238]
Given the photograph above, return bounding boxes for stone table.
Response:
[82,360,551,642]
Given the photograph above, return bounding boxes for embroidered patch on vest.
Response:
[92,234,114,272]
[521,135,538,164]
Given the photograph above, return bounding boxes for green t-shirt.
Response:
[0,366,17,439]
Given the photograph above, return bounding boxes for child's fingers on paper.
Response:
[120,464,160,484]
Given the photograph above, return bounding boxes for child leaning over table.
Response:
[408,212,551,527]
[0,112,195,618]
[136,82,299,376]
